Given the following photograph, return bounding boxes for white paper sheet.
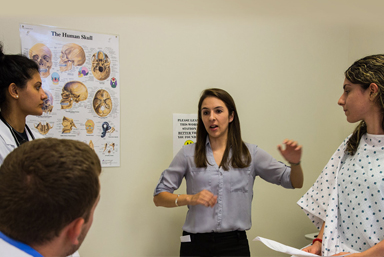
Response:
[253,236,318,257]
[173,114,197,157]
[253,236,352,257]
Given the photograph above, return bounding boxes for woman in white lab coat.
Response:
[0,43,47,164]
[0,44,81,257]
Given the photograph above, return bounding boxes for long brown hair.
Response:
[194,88,251,170]
[345,54,384,155]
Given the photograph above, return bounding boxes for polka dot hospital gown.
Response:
[298,134,384,256]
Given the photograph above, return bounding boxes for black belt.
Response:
[182,230,247,242]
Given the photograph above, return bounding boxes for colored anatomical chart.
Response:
[20,23,120,167]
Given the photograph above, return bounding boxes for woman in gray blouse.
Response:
[153,88,303,257]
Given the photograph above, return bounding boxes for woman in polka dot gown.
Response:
[298,54,384,256]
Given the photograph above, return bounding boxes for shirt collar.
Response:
[0,231,43,257]
[204,136,231,149]
[205,136,210,146]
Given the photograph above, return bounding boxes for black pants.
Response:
[180,231,250,257]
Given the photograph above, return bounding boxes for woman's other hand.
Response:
[277,139,302,165]
[302,242,321,255]
[188,189,217,207]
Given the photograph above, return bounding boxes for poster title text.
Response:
[51,31,93,40]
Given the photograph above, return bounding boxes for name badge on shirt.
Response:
[180,235,191,242]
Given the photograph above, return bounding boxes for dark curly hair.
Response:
[345,54,384,154]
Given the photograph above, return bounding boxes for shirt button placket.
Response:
[217,167,223,230]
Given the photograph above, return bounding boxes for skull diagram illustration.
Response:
[93,89,112,117]
[103,142,116,154]
[101,121,115,138]
[62,116,77,134]
[34,122,53,135]
[60,81,88,109]
[89,140,94,150]
[59,43,86,72]
[91,51,111,81]
[42,90,53,114]
[51,72,60,85]
[85,119,95,134]
[29,43,52,78]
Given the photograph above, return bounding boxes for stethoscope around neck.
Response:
[0,113,34,147]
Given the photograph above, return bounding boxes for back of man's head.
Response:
[0,138,101,246]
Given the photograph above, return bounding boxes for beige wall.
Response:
[1,1,383,256]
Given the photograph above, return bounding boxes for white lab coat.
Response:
[0,238,33,256]
[0,237,80,257]
[0,120,42,165]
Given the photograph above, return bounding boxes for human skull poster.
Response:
[20,23,120,167]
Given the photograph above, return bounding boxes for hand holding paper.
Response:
[253,236,353,257]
